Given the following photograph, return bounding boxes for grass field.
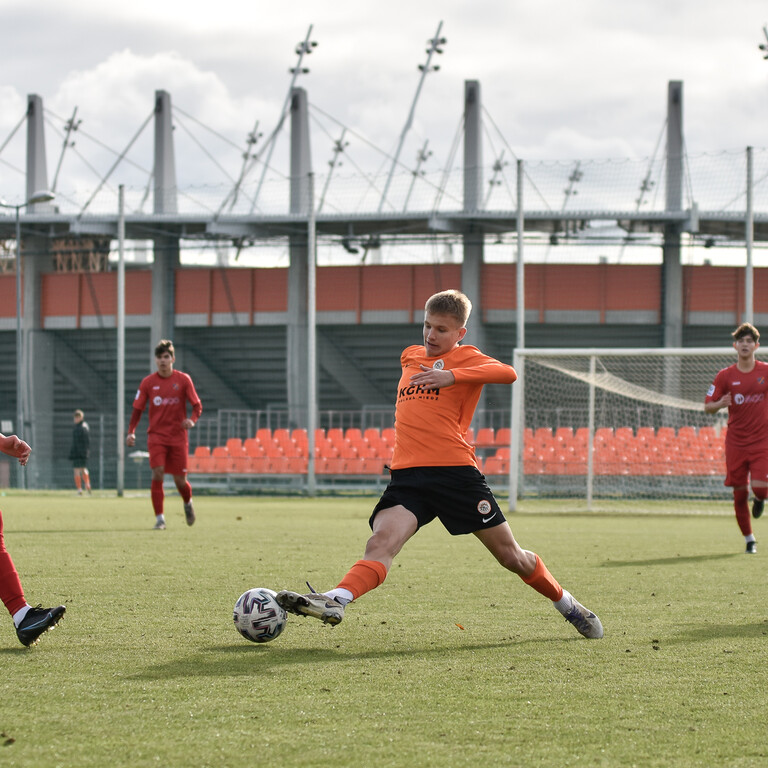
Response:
[0,492,766,768]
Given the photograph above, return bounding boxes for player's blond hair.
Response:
[425,290,472,327]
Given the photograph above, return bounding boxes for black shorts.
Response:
[369,466,506,535]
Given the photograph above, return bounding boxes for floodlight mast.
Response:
[317,128,349,214]
[759,24,768,58]
[378,21,446,213]
[402,139,432,211]
[51,107,81,193]
[249,25,318,212]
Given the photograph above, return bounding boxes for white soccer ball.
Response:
[233,587,287,643]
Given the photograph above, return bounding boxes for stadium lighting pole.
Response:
[0,190,55,489]
[307,172,317,496]
[745,146,754,322]
[117,185,126,497]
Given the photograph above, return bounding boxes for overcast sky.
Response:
[2,0,768,220]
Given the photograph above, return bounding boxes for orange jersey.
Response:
[390,344,517,469]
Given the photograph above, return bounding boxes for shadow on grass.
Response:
[667,620,768,644]
[131,636,579,680]
[7,528,183,535]
[600,553,739,568]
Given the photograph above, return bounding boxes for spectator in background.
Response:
[69,409,91,495]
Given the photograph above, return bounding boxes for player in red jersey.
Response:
[277,290,603,639]
[705,322,768,554]
[0,433,66,646]
[126,340,203,530]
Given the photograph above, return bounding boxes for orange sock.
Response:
[521,554,564,602]
[336,559,388,600]
[74,475,82,492]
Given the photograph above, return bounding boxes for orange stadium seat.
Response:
[255,428,272,444]
[494,428,511,447]
[243,438,264,457]
[326,428,345,449]
[475,428,495,448]
[225,437,243,454]
[188,445,212,473]
[210,446,232,473]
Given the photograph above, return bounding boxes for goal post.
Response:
[509,347,736,510]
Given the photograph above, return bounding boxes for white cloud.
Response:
[1,0,767,214]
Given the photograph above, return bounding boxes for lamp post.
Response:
[0,190,55,488]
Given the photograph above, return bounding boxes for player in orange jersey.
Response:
[127,340,202,530]
[0,433,66,646]
[277,290,603,639]
[705,322,768,554]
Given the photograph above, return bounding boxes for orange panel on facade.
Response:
[318,267,361,311]
[603,266,660,310]
[411,264,462,311]
[126,272,153,314]
[483,264,516,310]
[0,275,14,318]
[42,274,80,317]
[684,266,742,313]
[253,269,287,312]
[176,269,212,314]
[211,269,253,314]
[79,273,117,315]
[360,266,414,310]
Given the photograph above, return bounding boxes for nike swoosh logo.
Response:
[482,512,497,523]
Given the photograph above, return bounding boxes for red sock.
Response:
[0,510,26,616]
[336,560,388,599]
[74,475,82,491]
[521,554,564,602]
[734,489,751,536]
[151,480,165,517]
[178,481,192,505]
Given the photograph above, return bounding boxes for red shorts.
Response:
[147,437,189,476]
[724,442,768,487]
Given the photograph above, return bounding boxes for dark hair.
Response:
[732,323,760,343]
[424,290,472,327]
[154,339,175,357]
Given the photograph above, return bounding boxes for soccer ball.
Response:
[233,587,287,643]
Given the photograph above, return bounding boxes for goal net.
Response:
[509,347,736,508]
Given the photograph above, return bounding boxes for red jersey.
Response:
[390,344,517,470]
[129,370,202,444]
[705,360,768,449]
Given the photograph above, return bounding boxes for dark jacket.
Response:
[69,421,90,462]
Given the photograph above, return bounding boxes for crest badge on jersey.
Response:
[433,359,444,370]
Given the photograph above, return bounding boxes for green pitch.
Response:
[0,493,766,767]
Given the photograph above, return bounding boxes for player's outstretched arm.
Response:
[0,433,32,465]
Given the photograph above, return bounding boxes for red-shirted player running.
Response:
[0,433,66,646]
[705,322,768,554]
[277,290,603,639]
[126,340,203,530]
